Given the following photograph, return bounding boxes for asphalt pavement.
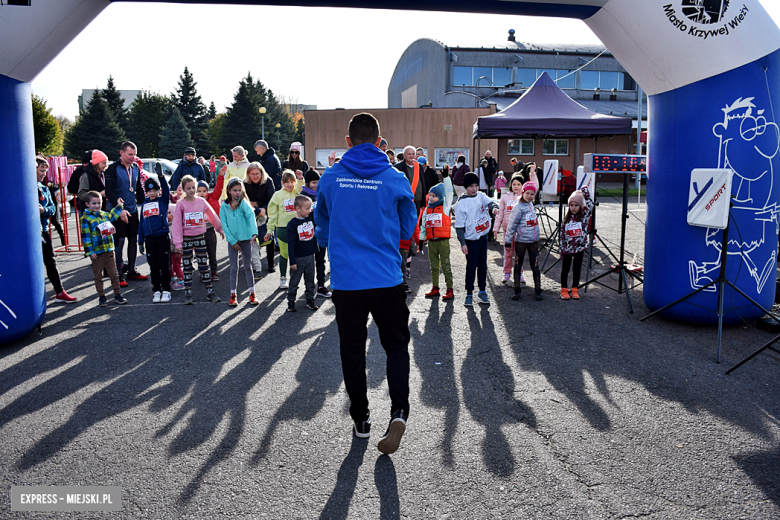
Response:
[1,199,779,519]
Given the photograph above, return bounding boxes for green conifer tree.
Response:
[171,67,209,155]
[128,91,170,158]
[158,106,194,159]
[64,92,127,161]
[102,76,129,134]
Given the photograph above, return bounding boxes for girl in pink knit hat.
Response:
[558,187,593,300]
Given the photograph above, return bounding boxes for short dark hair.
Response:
[85,190,102,202]
[294,194,312,209]
[348,113,380,146]
[120,141,137,152]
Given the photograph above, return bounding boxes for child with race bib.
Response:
[265,169,304,289]
[494,174,529,285]
[80,192,130,307]
[421,180,455,301]
[454,172,499,307]
[504,181,543,302]
[172,174,224,304]
[559,187,593,300]
[138,175,172,302]
[220,178,259,307]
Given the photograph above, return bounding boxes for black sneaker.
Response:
[403,282,412,294]
[207,292,221,303]
[114,294,127,305]
[317,286,332,298]
[287,301,297,312]
[512,288,522,301]
[354,415,371,439]
[121,264,128,275]
[306,299,319,311]
[253,270,263,281]
[184,292,194,305]
[534,291,543,301]
[98,295,107,307]
[211,272,220,282]
[377,409,407,455]
[267,266,276,273]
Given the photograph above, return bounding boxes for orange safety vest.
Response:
[423,205,451,239]
[410,162,420,197]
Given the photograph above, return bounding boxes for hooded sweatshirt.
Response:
[315,143,417,291]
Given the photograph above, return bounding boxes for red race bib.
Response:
[297,221,315,241]
[98,221,116,237]
[284,198,295,213]
[565,222,583,237]
[475,214,490,234]
[143,202,159,218]
[426,213,443,228]
[184,211,204,228]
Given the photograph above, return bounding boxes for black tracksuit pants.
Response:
[145,234,171,292]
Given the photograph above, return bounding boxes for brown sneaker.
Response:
[377,410,407,455]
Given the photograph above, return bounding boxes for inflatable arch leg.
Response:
[644,49,780,324]
[0,73,47,342]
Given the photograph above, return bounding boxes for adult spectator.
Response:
[78,150,108,212]
[395,145,427,212]
[315,112,416,454]
[243,162,276,275]
[104,141,147,284]
[170,147,207,190]
[36,156,77,303]
[254,139,282,190]
[66,150,91,207]
[451,154,470,198]
[386,150,396,164]
[198,156,211,184]
[379,138,388,152]
[482,150,498,197]
[510,157,525,176]
[281,142,309,180]
[222,146,251,200]
[415,148,440,194]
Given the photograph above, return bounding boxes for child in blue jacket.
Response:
[221,178,259,307]
[138,175,171,302]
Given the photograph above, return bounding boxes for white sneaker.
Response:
[280,276,288,289]
[152,291,161,303]
[160,291,171,303]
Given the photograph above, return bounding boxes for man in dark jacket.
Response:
[482,150,498,197]
[255,139,283,190]
[104,141,147,284]
[395,146,427,211]
[170,146,207,190]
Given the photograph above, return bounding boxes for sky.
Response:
[29,2,780,122]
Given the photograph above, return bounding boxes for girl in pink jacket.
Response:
[495,174,534,284]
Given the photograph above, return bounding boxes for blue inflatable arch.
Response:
[2,0,779,341]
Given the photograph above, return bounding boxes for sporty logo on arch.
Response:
[662,2,749,40]
[681,0,729,25]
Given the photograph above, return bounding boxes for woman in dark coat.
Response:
[244,162,276,276]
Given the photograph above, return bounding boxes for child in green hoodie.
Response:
[265,169,304,290]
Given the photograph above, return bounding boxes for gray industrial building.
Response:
[388,29,647,127]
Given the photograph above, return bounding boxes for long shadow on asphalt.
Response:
[374,455,400,520]
[411,298,460,467]
[461,305,537,477]
[318,436,368,520]
[0,285,329,505]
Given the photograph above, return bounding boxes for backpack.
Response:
[67,166,84,195]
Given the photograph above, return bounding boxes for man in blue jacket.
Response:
[315,112,417,455]
[170,146,207,190]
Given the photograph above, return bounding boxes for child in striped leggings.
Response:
[172,175,224,304]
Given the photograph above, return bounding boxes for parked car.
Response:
[139,158,176,182]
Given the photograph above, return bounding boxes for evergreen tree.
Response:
[102,76,129,134]
[158,106,194,159]
[64,92,127,161]
[32,93,63,156]
[171,67,209,155]
[127,91,170,158]
[207,113,226,157]
[219,73,297,162]
[207,102,217,121]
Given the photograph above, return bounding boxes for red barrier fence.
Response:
[45,156,83,254]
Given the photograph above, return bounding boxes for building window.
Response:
[493,67,512,87]
[507,139,534,155]
[543,139,569,156]
[453,66,472,86]
[581,70,631,91]
[516,68,536,87]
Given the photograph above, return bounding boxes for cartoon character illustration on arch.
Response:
[689,96,780,293]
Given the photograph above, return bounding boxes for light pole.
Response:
[275,123,281,151]
[259,107,266,140]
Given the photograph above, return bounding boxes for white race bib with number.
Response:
[426,213,443,228]
[184,211,204,228]
[506,200,518,211]
[474,214,490,234]
[297,221,315,241]
[143,202,159,218]
[98,221,116,237]
[565,222,584,238]
[284,198,295,213]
